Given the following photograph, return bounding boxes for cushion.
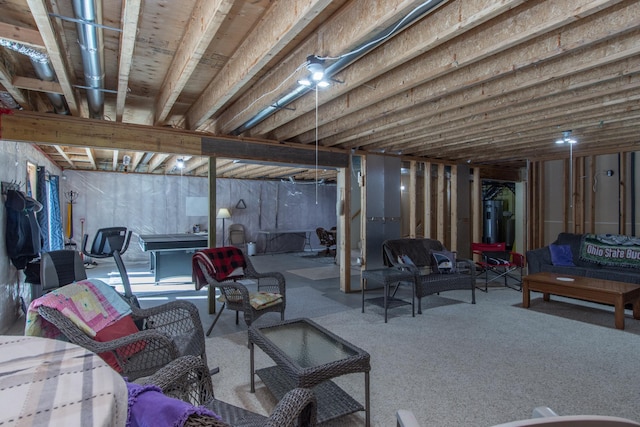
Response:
[249,292,283,310]
[95,315,146,372]
[483,251,511,265]
[432,250,457,274]
[397,254,416,266]
[549,244,575,266]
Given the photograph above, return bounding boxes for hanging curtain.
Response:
[36,166,50,252]
[48,175,64,250]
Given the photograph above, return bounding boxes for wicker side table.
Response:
[362,267,416,322]
[249,318,371,426]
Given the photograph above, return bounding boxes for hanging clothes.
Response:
[5,189,42,269]
[36,166,50,252]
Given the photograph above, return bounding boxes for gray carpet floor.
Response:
[78,253,640,426]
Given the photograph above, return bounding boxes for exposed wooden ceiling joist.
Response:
[0,0,638,182]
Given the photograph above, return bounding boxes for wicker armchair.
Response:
[37,298,208,381]
[144,355,317,427]
[193,248,286,336]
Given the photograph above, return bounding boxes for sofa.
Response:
[525,232,640,285]
[382,238,476,314]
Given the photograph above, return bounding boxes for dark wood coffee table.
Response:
[523,272,640,329]
[249,318,371,425]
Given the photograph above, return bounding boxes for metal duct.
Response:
[0,91,21,109]
[232,0,445,135]
[72,0,105,119]
[0,39,69,114]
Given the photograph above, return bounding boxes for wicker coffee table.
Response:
[249,318,371,425]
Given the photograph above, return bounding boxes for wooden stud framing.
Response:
[472,167,481,261]
[409,160,417,238]
[620,152,627,235]
[338,164,351,292]
[450,165,458,252]
[589,156,596,234]
[423,162,432,239]
[437,163,445,244]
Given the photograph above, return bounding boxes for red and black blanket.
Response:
[192,247,246,290]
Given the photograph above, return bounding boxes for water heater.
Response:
[483,200,503,244]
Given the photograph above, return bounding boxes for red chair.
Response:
[471,242,524,292]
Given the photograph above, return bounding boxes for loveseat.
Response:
[382,238,476,314]
[525,232,640,285]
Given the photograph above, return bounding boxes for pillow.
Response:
[432,250,457,274]
[249,292,283,310]
[397,254,415,266]
[95,315,146,372]
[549,244,575,266]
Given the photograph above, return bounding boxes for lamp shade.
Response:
[216,208,231,219]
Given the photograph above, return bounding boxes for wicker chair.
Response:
[192,248,286,336]
[37,293,209,381]
[143,355,317,427]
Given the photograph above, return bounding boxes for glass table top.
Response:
[260,321,359,369]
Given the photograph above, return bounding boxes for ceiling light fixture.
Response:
[298,55,331,89]
[176,158,185,169]
[555,130,577,145]
[306,55,325,81]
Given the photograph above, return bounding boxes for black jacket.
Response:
[5,189,41,270]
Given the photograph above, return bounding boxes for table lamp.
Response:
[216,208,231,246]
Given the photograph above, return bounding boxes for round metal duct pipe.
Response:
[0,39,69,114]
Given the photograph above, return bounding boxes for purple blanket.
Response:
[127,382,220,427]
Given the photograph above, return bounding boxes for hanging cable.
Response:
[315,86,319,205]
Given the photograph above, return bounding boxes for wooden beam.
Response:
[154,0,233,125]
[333,41,640,152]
[564,158,570,232]
[129,151,144,173]
[262,0,528,140]
[25,0,80,115]
[574,157,585,234]
[378,65,640,157]
[620,152,627,235]
[147,153,170,173]
[112,150,119,172]
[0,53,32,109]
[409,160,417,238]
[54,145,73,167]
[207,158,216,313]
[116,0,143,122]
[0,22,45,49]
[185,0,333,130]
[1,111,202,153]
[423,162,431,238]
[437,163,445,243]
[201,136,349,168]
[213,0,436,133]
[450,164,458,252]
[13,76,63,94]
[472,167,481,260]
[287,0,623,144]
[85,148,97,170]
[338,165,351,292]
[589,156,596,234]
